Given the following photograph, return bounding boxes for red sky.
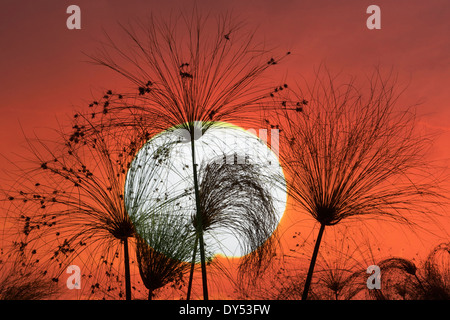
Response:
[1,0,449,160]
[0,0,449,299]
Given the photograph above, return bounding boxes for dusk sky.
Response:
[0,0,449,299]
[1,0,449,161]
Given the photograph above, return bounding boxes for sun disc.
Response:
[125,122,287,260]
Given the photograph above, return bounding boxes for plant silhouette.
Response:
[2,115,188,299]
[369,242,450,300]
[187,154,280,298]
[2,7,446,302]
[275,68,445,300]
[123,123,283,299]
[85,10,290,299]
[0,238,61,300]
[133,200,195,300]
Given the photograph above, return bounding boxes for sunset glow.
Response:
[0,0,449,302]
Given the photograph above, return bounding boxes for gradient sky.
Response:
[1,0,449,161]
[0,0,449,299]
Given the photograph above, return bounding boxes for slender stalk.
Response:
[189,132,209,300]
[148,289,153,300]
[197,224,208,300]
[302,223,326,300]
[123,237,132,300]
[186,235,199,300]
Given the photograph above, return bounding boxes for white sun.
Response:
[124,122,287,260]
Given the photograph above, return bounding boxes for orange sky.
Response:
[0,0,449,299]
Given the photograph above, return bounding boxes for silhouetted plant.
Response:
[134,200,194,300]
[125,127,283,299]
[308,228,373,300]
[249,227,373,300]
[2,118,179,299]
[276,69,444,300]
[368,257,419,300]
[421,242,450,299]
[125,145,195,300]
[85,10,290,299]
[369,243,450,300]
[190,154,280,297]
[0,243,61,300]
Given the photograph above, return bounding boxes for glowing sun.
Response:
[125,122,287,260]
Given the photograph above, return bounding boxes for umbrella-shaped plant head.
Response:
[368,257,419,300]
[84,9,290,300]
[87,10,290,134]
[193,155,281,290]
[421,242,450,299]
[2,117,183,299]
[365,243,449,300]
[124,134,196,300]
[276,68,445,300]
[132,200,195,300]
[124,122,287,299]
